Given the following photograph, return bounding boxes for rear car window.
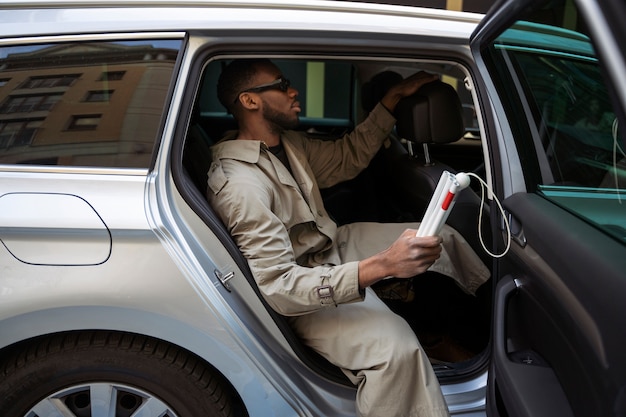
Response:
[0,39,181,168]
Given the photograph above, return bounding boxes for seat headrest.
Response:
[362,71,403,113]
[395,80,464,144]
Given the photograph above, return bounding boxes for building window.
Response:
[84,90,113,102]
[0,119,42,148]
[20,74,79,89]
[67,114,101,131]
[0,93,62,113]
[0,79,10,87]
[99,71,125,81]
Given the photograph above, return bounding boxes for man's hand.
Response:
[380,71,439,113]
[358,229,442,289]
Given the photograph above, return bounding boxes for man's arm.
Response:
[301,72,439,189]
[209,170,364,316]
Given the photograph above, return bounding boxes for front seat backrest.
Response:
[390,80,491,265]
[395,80,464,147]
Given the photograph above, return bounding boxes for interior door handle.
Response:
[505,212,527,247]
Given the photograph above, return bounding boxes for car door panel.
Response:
[493,273,574,416]
[470,0,626,414]
[488,192,626,417]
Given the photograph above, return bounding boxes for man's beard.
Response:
[262,100,299,134]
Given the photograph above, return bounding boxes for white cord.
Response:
[611,117,624,204]
[466,172,512,258]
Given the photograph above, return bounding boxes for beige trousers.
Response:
[290,222,490,416]
[290,288,449,417]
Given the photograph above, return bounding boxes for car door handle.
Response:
[505,211,527,247]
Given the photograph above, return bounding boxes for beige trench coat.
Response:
[207,103,489,317]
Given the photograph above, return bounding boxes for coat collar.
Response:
[211,134,263,164]
[211,131,317,203]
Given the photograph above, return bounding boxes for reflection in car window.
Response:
[511,51,618,187]
[0,40,181,168]
[485,3,625,243]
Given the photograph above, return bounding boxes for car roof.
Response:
[0,0,483,40]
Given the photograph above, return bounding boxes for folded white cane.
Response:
[416,171,470,237]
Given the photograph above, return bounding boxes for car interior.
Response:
[180,57,494,381]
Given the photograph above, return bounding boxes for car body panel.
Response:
[0,168,305,417]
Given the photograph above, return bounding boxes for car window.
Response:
[483,5,626,244]
[195,58,477,140]
[0,39,182,168]
[197,58,354,140]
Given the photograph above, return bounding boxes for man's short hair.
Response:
[217,58,274,114]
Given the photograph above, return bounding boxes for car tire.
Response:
[0,331,244,417]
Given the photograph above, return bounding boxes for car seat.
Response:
[393,80,492,265]
[394,80,467,194]
[319,71,405,225]
[183,121,214,195]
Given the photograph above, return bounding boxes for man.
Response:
[207,58,489,417]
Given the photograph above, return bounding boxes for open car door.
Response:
[470,0,626,416]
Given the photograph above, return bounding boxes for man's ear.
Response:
[238,92,260,110]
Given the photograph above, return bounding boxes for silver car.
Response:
[0,0,624,416]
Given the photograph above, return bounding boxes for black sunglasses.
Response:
[233,77,291,103]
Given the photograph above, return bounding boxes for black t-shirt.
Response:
[269,142,292,174]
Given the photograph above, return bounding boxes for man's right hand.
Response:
[380,72,439,113]
[357,229,442,289]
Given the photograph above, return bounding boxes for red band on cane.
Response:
[441,191,455,210]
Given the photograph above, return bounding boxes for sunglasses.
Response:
[233,77,291,103]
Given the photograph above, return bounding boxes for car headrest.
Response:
[394,80,464,144]
[361,71,403,113]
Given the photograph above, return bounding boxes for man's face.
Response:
[252,63,301,131]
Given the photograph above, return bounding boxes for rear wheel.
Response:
[0,331,245,417]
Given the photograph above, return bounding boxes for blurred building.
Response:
[0,41,180,167]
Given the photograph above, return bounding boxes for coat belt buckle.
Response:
[315,285,335,306]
